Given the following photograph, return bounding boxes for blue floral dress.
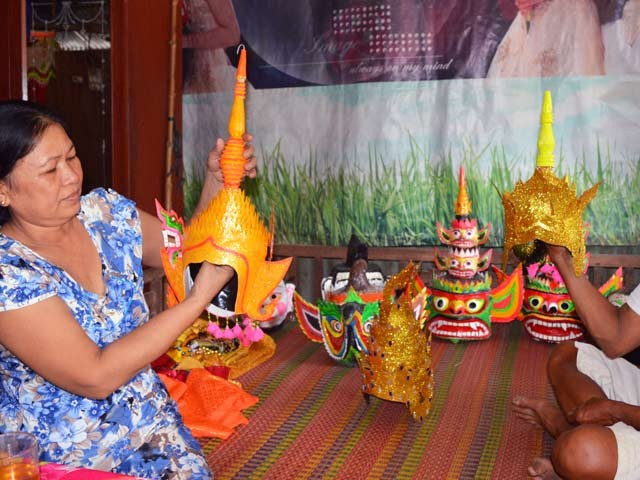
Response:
[0,189,212,480]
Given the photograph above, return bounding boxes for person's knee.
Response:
[547,341,578,384]
[552,424,617,479]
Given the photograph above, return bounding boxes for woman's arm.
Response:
[0,261,233,399]
[140,209,165,269]
[182,0,240,49]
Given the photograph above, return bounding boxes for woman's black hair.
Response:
[0,100,69,224]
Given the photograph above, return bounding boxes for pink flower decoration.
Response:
[539,263,564,285]
[526,263,539,279]
[221,326,235,340]
[243,323,264,343]
[232,323,243,338]
[207,322,223,338]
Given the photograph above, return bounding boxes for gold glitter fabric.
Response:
[167,318,276,378]
[359,263,434,421]
[501,91,600,277]
[502,168,599,277]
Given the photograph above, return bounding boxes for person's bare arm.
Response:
[139,209,164,269]
[0,262,232,399]
[548,244,640,357]
[183,0,240,49]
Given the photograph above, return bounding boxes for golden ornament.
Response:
[359,262,434,421]
[502,91,599,277]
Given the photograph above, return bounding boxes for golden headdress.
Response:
[455,165,472,217]
[502,91,600,277]
[159,47,292,321]
[359,262,434,421]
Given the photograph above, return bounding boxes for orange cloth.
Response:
[158,368,258,439]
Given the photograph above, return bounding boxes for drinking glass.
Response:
[0,433,40,480]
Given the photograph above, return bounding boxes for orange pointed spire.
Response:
[454,166,472,217]
[220,46,248,189]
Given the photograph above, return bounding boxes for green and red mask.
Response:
[522,255,623,343]
[427,265,522,341]
[293,237,386,365]
[317,288,379,365]
[428,166,523,341]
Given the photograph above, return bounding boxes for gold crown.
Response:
[160,47,291,320]
[359,262,434,421]
[502,91,599,277]
[183,188,291,320]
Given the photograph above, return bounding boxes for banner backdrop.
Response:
[182,0,640,247]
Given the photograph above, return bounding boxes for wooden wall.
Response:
[44,50,112,194]
[111,0,183,214]
[0,0,25,100]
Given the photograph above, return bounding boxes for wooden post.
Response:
[164,0,180,210]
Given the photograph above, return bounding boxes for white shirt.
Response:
[626,283,640,315]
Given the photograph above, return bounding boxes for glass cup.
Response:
[0,433,40,480]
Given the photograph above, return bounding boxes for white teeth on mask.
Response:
[429,319,489,337]
[524,318,583,342]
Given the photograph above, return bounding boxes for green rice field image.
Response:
[183,138,640,248]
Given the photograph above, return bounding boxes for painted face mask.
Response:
[359,262,434,421]
[293,236,388,365]
[156,48,292,364]
[428,265,523,341]
[249,280,297,330]
[427,166,523,341]
[522,252,623,342]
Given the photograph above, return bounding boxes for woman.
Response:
[182,0,240,93]
[0,100,256,479]
[488,0,605,77]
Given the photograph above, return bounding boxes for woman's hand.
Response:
[188,262,235,307]
[206,133,257,188]
[191,133,257,219]
[515,0,545,14]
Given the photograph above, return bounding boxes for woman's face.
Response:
[1,123,83,227]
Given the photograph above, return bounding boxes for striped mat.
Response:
[201,321,556,479]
